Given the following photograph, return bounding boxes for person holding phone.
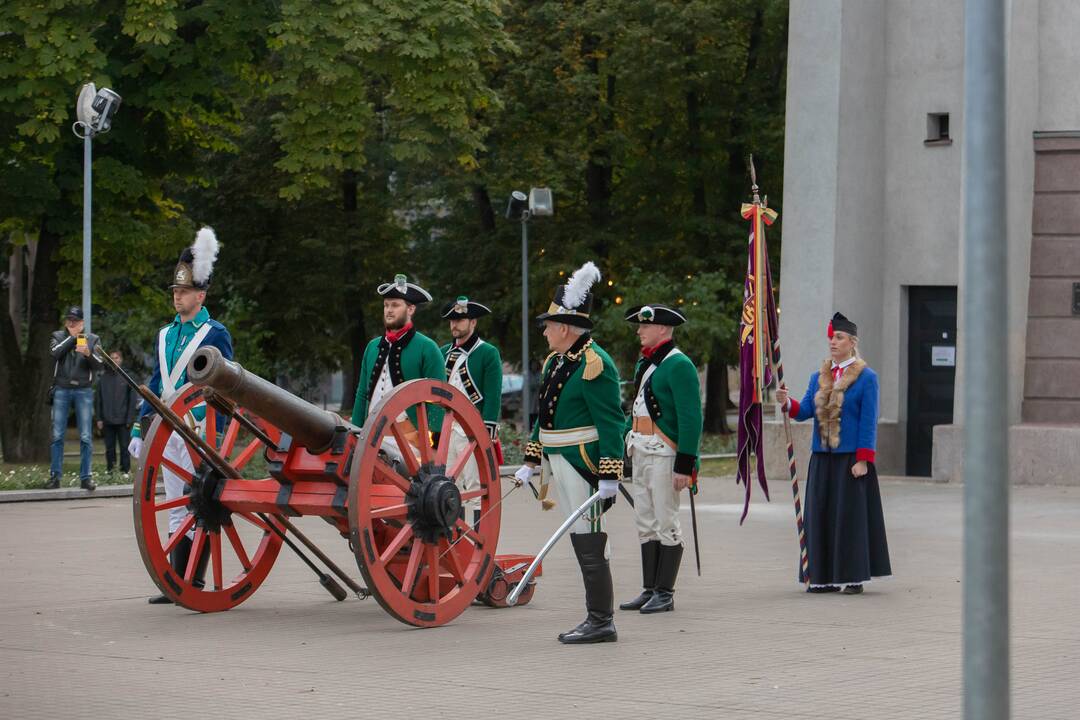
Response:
[47,306,104,490]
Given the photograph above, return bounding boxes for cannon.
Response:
[126,346,538,627]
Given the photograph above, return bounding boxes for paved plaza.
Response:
[1,476,1077,719]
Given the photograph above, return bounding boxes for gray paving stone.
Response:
[0,477,1076,719]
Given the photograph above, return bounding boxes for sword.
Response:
[506,490,603,607]
[688,478,702,576]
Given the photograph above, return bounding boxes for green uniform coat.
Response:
[440,334,502,437]
[624,340,703,475]
[524,334,625,482]
[351,327,445,431]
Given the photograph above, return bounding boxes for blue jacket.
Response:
[134,314,233,435]
[790,365,879,462]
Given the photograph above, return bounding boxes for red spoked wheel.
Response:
[134,383,284,612]
[349,379,501,627]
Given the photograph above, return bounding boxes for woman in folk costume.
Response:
[775,312,892,594]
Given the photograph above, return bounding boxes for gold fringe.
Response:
[583,347,603,381]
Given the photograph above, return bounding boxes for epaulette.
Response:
[583,347,603,381]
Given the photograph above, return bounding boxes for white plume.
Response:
[562,261,601,310]
[192,227,220,285]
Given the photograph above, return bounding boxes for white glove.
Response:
[128,437,142,461]
[513,465,535,487]
[598,479,619,499]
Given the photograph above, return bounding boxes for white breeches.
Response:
[631,452,682,546]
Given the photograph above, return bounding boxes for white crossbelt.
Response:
[540,426,599,447]
[158,322,212,404]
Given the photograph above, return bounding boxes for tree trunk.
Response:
[340,170,365,416]
[0,219,61,461]
[583,30,615,258]
[472,184,497,233]
[703,350,733,435]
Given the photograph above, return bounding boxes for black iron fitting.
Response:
[188,462,231,534]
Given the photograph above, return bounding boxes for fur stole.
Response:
[813,358,866,449]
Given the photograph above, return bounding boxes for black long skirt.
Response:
[802,452,892,586]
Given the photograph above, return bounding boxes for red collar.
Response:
[641,339,673,360]
[384,323,413,344]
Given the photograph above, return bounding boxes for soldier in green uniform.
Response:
[440,297,503,523]
[351,274,445,461]
[514,262,625,644]
[619,304,702,614]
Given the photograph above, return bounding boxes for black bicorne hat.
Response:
[378,274,432,305]
[442,296,491,319]
[535,261,601,329]
[828,312,857,338]
[624,304,686,327]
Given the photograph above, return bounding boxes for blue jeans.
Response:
[50,387,94,479]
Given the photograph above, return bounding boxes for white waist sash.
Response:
[540,426,599,447]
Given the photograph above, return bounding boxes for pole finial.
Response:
[749,155,761,205]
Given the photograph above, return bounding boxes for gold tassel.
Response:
[583,347,603,381]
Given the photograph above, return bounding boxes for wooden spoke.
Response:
[447,441,477,480]
[230,437,262,471]
[210,531,224,591]
[435,412,456,467]
[236,511,271,534]
[154,495,191,513]
[379,523,414,564]
[389,423,420,477]
[400,542,424,598]
[452,519,484,548]
[373,461,412,493]
[415,404,432,466]
[459,488,487,503]
[220,417,241,459]
[185,528,207,583]
[370,503,409,520]
[160,456,194,486]
[426,544,440,601]
[207,407,221,449]
[223,523,252,571]
[438,537,467,585]
[184,439,203,473]
[163,515,197,555]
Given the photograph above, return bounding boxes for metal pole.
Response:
[962,1,1009,719]
[521,216,530,434]
[82,132,92,334]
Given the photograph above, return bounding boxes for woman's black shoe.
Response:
[842,584,864,594]
[806,585,840,593]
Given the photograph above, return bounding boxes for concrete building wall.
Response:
[777,0,1079,483]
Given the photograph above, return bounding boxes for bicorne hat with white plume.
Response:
[170,227,220,291]
[535,261,601,329]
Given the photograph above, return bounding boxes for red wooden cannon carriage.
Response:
[130,346,538,627]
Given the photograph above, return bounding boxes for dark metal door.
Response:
[906,286,957,476]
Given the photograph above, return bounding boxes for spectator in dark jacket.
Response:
[47,306,103,490]
[95,350,139,473]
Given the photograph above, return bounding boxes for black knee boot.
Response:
[558,532,617,644]
[641,543,682,613]
[149,534,191,604]
[620,540,660,610]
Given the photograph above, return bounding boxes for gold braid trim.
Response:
[524,440,543,463]
[598,456,622,480]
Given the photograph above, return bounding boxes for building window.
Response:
[926,113,952,146]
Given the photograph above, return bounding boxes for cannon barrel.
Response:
[187,346,342,453]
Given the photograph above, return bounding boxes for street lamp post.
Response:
[71,83,121,334]
[507,188,554,433]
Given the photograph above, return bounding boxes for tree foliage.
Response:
[0,0,788,460]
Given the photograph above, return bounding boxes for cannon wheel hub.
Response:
[407,471,462,544]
